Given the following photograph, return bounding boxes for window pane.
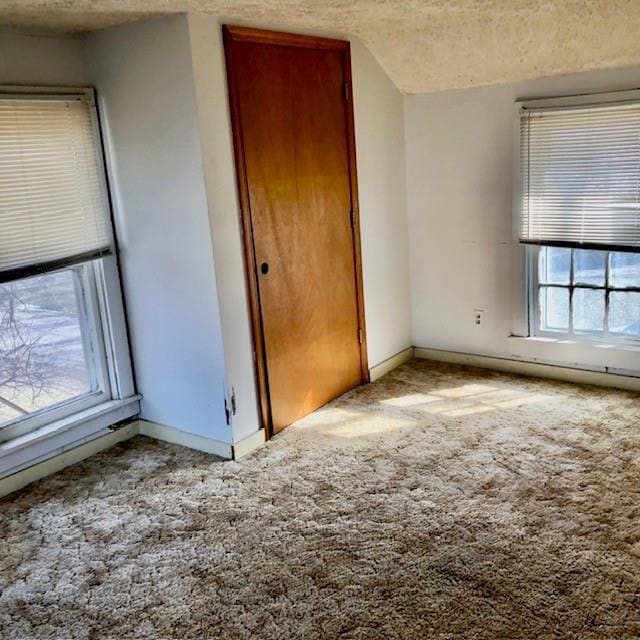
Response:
[609,291,640,337]
[609,252,640,289]
[573,288,605,334]
[573,249,605,286]
[539,286,569,332]
[539,247,570,285]
[0,269,94,426]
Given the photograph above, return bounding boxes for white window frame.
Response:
[0,86,137,461]
[1,264,108,441]
[512,88,640,346]
[507,89,640,377]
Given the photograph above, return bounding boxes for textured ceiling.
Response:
[3,1,640,93]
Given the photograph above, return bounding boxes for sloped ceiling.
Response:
[3,1,640,94]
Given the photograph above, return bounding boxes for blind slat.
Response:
[519,101,640,251]
[0,97,112,278]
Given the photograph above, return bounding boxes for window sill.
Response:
[0,395,141,479]
[508,336,640,377]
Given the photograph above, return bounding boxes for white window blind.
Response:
[0,94,112,282]
[519,101,640,252]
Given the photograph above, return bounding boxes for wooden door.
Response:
[224,27,368,436]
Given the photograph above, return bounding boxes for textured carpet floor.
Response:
[2,359,640,639]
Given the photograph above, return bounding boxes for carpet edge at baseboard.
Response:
[414,346,640,392]
[369,347,415,382]
[137,420,233,459]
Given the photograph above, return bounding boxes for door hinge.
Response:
[350,209,356,228]
[358,328,363,344]
[344,83,350,101]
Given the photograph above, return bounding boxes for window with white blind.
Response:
[518,92,640,343]
[0,93,113,282]
[0,88,134,443]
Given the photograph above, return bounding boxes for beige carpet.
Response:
[2,359,640,639]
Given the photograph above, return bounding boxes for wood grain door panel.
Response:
[225,28,366,434]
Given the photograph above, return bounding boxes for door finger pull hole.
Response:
[260,262,269,275]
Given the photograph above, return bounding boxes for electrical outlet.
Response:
[473,309,484,327]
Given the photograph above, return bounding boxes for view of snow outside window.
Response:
[0,268,93,427]
[538,247,640,339]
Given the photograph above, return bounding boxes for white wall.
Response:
[181,18,412,441]
[0,30,88,86]
[86,16,231,442]
[93,19,412,442]
[405,66,640,368]
[186,15,260,444]
[1,19,412,449]
[350,38,412,367]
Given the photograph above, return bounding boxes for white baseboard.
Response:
[0,422,138,499]
[369,347,414,382]
[414,346,640,392]
[137,420,233,459]
[232,429,265,459]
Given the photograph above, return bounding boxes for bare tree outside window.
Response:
[0,270,92,426]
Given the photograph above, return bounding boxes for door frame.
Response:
[223,25,369,440]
